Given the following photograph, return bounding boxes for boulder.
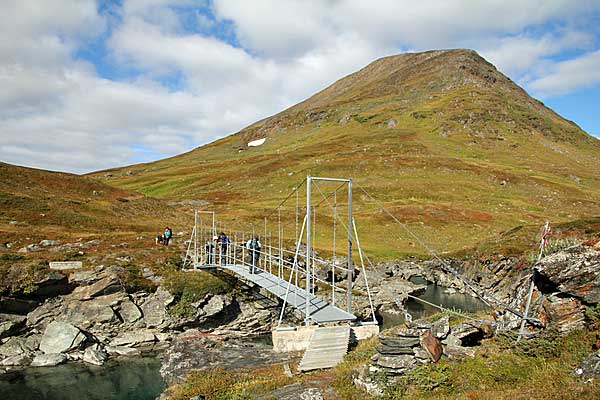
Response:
[105,345,141,356]
[0,314,26,338]
[39,321,86,354]
[118,299,142,323]
[200,294,229,318]
[69,270,99,284]
[27,299,61,327]
[109,330,155,347]
[0,353,31,366]
[444,345,476,360]
[0,337,28,357]
[413,347,430,361]
[375,344,415,355]
[536,245,600,304]
[18,244,42,253]
[431,316,450,339]
[442,334,462,347]
[575,351,600,380]
[259,383,324,400]
[83,347,107,366]
[141,287,174,327]
[69,275,121,300]
[394,327,423,337]
[379,336,420,348]
[24,334,41,352]
[376,354,417,370]
[30,353,67,367]
[420,331,443,362]
[450,322,484,346]
[60,298,117,327]
[40,240,60,247]
[541,295,586,334]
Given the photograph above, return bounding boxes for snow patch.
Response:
[248,138,266,147]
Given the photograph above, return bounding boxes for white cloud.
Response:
[528,50,600,97]
[1,0,599,173]
[479,30,595,77]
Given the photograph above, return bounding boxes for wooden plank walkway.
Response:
[199,263,356,324]
[298,326,350,372]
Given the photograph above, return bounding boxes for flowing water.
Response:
[380,276,489,330]
[0,357,165,400]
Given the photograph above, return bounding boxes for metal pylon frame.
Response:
[183,209,216,269]
[277,176,376,327]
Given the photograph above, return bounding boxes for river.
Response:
[0,279,488,399]
[0,357,165,400]
[379,276,490,330]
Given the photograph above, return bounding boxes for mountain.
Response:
[0,162,185,247]
[90,49,600,258]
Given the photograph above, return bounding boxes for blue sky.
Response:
[1,0,600,173]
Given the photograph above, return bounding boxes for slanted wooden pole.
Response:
[517,221,550,342]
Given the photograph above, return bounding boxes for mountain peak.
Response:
[239,49,592,147]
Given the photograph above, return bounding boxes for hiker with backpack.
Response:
[217,232,230,265]
[246,236,261,273]
[163,227,172,246]
[205,239,215,264]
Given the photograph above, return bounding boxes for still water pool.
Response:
[380,277,489,330]
[0,357,165,400]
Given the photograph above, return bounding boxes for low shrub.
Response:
[116,263,157,293]
[0,253,25,262]
[163,270,232,318]
[165,364,293,400]
[0,262,48,295]
[584,304,600,331]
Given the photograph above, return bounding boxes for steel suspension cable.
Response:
[354,182,539,321]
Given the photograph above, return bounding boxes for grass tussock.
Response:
[332,337,379,399]
[164,364,294,400]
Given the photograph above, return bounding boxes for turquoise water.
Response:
[0,357,166,400]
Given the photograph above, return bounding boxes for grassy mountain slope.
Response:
[0,162,187,246]
[91,49,600,258]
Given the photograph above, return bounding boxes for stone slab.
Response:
[49,261,83,270]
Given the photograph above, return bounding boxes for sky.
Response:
[1,0,600,174]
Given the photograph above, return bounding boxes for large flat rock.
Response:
[536,245,600,304]
[39,321,85,354]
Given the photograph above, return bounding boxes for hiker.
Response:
[155,233,164,245]
[217,232,230,264]
[163,227,172,245]
[205,240,215,264]
[246,236,261,273]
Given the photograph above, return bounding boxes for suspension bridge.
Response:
[182,177,376,328]
[180,175,544,370]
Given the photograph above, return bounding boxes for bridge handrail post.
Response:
[278,214,308,327]
[306,176,312,326]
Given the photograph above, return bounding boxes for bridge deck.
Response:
[198,263,356,323]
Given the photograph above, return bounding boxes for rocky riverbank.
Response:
[0,263,279,375]
[2,238,598,399]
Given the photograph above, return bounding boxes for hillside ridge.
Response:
[89,49,600,258]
